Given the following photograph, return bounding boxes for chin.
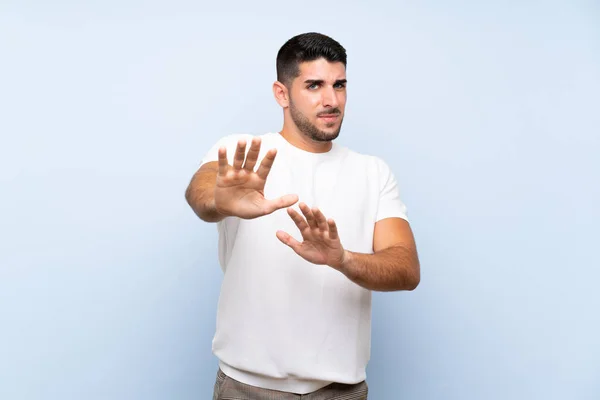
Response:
[313,130,340,142]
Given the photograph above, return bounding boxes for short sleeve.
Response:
[200,133,253,167]
[375,157,409,222]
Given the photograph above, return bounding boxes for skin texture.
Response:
[276,208,420,291]
[272,58,347,152]
[185,57,420,291]
[184,137,298,222]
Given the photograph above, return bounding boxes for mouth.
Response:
[318,114,339,122]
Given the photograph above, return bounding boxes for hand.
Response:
[276,203,347,270]
[214,137,298,219]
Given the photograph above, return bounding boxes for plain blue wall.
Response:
[1,1,598,399]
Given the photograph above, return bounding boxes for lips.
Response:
[318,114,339,122]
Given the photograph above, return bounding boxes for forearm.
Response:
[339,245,420,292]
[185,168,226,223]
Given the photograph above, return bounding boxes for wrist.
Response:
[337,250,354,276]
[210,197,230,219]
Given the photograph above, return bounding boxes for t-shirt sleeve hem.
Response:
[375,210,409,223]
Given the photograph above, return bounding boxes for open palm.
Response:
[214,137,298,219]
[276,203,346,270]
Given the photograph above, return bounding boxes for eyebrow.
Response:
[304,79,347,85]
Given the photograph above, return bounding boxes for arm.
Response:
[185,137,298,223]
[340,217,420,291]
[185,162,226,223]
[276,205,420,292]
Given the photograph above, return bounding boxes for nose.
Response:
[321,86,339,109]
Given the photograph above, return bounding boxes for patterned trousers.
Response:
[212,369,368,400]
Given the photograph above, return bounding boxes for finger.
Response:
[262,194,299,215]
[256,149,277,180]
[299,203,318,230]
[312,208,329,231]
[276,230,302,251]
[217,147,228,176]
[287,207,309,233]
[232,140,247,170]
[243,137,261,171]
[327,218,339,240]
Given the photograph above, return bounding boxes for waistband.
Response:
[218,360,332,395]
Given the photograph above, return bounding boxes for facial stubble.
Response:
[289,98,343,142]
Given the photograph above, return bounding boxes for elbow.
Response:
[184,183,202,218]
[184,184,192,206]
[184,177,198,208]
[404,264,421,291]
[406,273,420,291]
[388,270,419,292]
[407,255,421,290]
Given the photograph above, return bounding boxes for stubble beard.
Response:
[289,99,343,142]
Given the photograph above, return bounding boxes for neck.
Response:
[279,119,333,154]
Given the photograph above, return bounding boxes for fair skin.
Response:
[185,58,420,291]
[184,137,298,222]
[272,57,347,153]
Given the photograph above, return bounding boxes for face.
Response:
[287,58,347,142]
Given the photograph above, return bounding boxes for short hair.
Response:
[276,32,347,87]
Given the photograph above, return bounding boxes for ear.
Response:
[272,81,290,108]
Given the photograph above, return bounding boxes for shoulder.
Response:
[343,147,393,175]
[340,147,400,195]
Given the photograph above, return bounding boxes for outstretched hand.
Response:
[276,203,347,270]
[214,137,298,219]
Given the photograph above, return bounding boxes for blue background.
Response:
[1,1,598,399]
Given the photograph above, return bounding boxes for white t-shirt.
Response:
[199,132,408,394]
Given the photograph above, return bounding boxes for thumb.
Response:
[263,194,299,214]
[276,230,301,251]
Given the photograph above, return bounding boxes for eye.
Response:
[334,82,346,89]
[308,83,320,90]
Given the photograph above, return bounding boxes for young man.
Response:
[185,32,420,400]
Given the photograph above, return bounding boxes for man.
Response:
[185,32,420,400]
